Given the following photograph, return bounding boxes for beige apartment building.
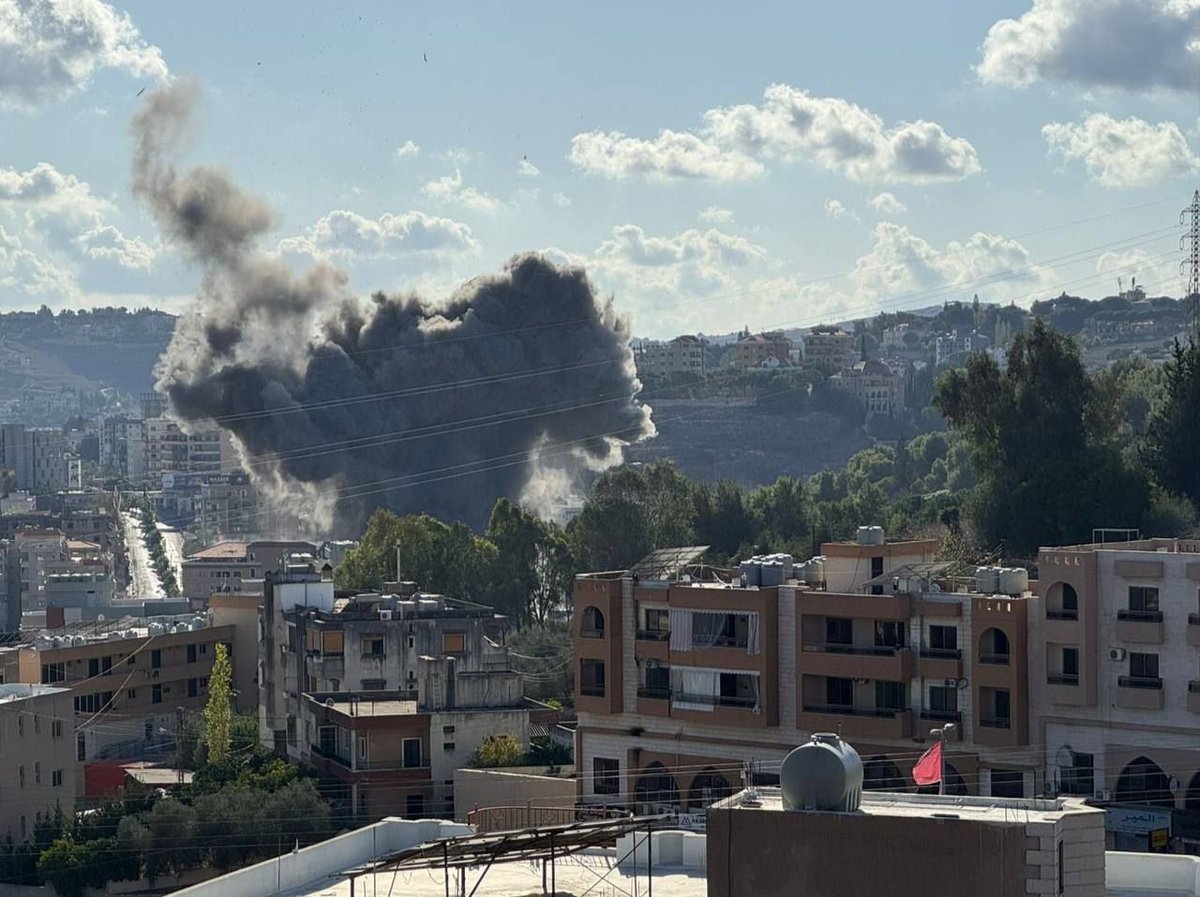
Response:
[573,534,1037,814]
[0,616,236,768]
[0,684,75,843]
[635,335,705,379]
[829,359,906,415]
[180,539,316,601]
[803,326,858,371]
[1030,537,1200,835]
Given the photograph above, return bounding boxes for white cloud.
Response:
[395,140,421,159]
[0,162,156,270]
[870,192,907,215]
[571,83,979,184]
[978,0,1200,92]
[421,170,501,213]
[0,226,75,297]
[442,146,478,166]
[278,209,478,259]
[595,225,766,270]
[1095,247,1178,294]
[568,129,763,182]
[518,158,541,177]
[1042,113,1200,187]
[552,192,572,208]
[824,198,849,219]
[698,206,734,224]
[0,0,168,109]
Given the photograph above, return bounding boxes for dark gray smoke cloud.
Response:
[133,82,653,535]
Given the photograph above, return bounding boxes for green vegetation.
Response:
[137,502,180,597]
[203,643,232,764]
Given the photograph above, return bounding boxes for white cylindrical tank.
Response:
[739,561,761,588]
[975,566,999,594]
[760,561,784,588]
[780,733,864,812]
[868,526,885,545]
[856,526,873,546]
[999,567,1029,595]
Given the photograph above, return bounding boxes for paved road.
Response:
[123,510,164,600]
[159,524,184,587]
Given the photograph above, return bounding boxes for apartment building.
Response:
[573,534,1036,815]
[259,564,546,820]
[635,335,705,379]
[803,326,858,371]
[733,331,792,370]
[145,417,237,483]
[1031,537,1200,838]
[829,359,906,416]
[181,539,316,601]
[0,684,76,843]
[15,527,66,611]
[98,416,146,482]
[0,425,68,493]
[0,615,236,768]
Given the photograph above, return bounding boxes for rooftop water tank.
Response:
[975,566,999,594]
[999,567,1029,595]
[739,561,761,588]
[780,733,864,812]
[760,561,784,588]
[856,526,873,546]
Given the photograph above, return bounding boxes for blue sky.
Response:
[3,0,1200,337]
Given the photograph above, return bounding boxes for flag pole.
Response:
[932,723,956,796]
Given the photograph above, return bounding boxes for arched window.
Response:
[862,757,905,792]
[581,606,605,638]
[687,767,733,809]
[978,628,1010,665]
[1046,583,1079,620]
[1116,756,1173,808]
[636,763,680,812]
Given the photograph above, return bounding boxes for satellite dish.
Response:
[96,614,105,622]
[324,698,335,707]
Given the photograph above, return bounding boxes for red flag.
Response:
[912,740,942,786]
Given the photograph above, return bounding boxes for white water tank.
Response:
[780,733,864,812]
[739,561,761,588]
[999,567,1029,595]
[760,561,784,587]
[975,566,999,593]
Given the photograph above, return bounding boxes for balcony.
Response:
[978,652,1010,666]
[1045,609,1078,621]
[673,693,758,710]
[1047,674,1079,686]
[800,644,913,681]
[1115,610,1164,645]
[637,685,670,701]
[1116,676,1164,710]
[1189,615,1200,648]
[580,627,605,639]
[580,684,606,698]
[917,647,961,680]
[979,716,1011,729]
[1189,681,1200,714]
[797,705,912,740]
[310,744,431,774]
[636,629,669,642]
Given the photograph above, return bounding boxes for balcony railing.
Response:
[1117,675,1162,690]
[1047,674,1079,686]
[979,716,1011,729]
[580,628,605,639]
[637,686,670,700]
[1046,609,1078,621]
[803,704,902,719]
[978,652,1010,665]
[1117,609,1163,622]
[805,643,902,657]
[580,684,606,697]
[919,647,961,659]
[920,709,961,723]
[636,628,669,642]
[674,693,758,709]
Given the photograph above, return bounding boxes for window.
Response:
[443,742,456,752]
[187,678,198,698]
[127,689,136,700]
[1122,652,1162,688]
[41,662,64,683]
[825,676,853,707]
[442,725,455,735]
[979,628,1010,664]
[441,632,465,654]
[17,717,23,737]
[581,606,605,639]
[406,794,424,818]
[991,769,1024,799]
[928,685,958,719]
[594,758,620,795]
[362,637,385,657]
[928,625,957,654]
[1047,583,1078,620]
[641,608,669,638]
[580,659,606,697]
[51,769,62,787]
[402,737,422,768]
[642,660,670,697]
[34,763,40,785]
[980,687,1011,728]
[152,684,162,704]
[825,617,852,647]
[88,658,100,677]
[1060,751,1094,796]
[187,644,197,663]
[151,649,161,669]
[1058,841,1064,895]
[360,678,386,690]
[874,621,906,650]
[200,643,208,655]
[51,720,62,738]
[358,735,368,761]
[76,733,85,761]
[18,766,24,788]
[875,680,906,712]
[1123,586,1161,620]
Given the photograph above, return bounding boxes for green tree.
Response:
[204,643,232,764]
[485,499,544,622]
[470,734,524,768]
[1143,340,1200,510]
[935,319,1151,554]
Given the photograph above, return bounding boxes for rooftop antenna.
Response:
[1180,189,1200,340]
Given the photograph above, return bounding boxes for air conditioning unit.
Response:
[1095,789,1112,801]
[943,678,958,688]
[1108,648,1127,661]
[379,610,393,621]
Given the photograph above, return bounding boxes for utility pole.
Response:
[176,706,185,787]
[1180,190,1200,340]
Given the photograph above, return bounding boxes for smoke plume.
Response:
[132,82,653,535]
